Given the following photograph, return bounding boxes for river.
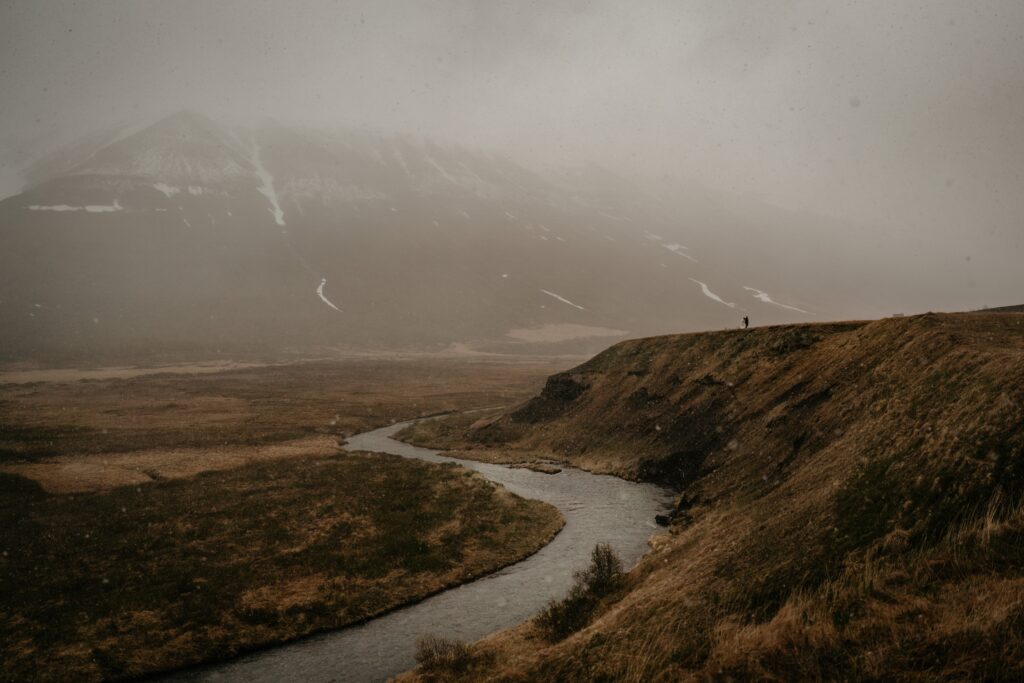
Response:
[165,420,673,682]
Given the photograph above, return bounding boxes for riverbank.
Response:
[157,423,670,683]
[0,450,563,681]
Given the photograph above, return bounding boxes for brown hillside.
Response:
[976,304,1024,313]
[399,313,1024,681]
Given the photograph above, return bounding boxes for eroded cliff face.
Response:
[400,313,1024,682]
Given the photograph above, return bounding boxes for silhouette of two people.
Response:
[742,316,749,329]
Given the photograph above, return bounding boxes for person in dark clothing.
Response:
[742,315,749,329]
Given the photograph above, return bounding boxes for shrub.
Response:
[415,635,472,673]
[579,543,624,596]
[536,544,623,642]
[536,585,597,641]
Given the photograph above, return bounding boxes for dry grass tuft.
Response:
[415,635,474,673]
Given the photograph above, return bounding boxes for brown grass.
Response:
[0,357,569,681]
[0,357,567,488]
[0,435,339,493]
[0,451,564,682]
[395,313,1024,681]
[415,635,474,674]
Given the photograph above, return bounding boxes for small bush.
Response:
[536,544,624,642]
[579,543,624,596]
[536,585,598,641]
[415,635,472,673]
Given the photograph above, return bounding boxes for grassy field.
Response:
[396,313,1024,682]
[0,357,569,681]
[0,357,567,492]
[0,451,563,681]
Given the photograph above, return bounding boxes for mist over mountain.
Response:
[0,110,1005,362]
[3,1,1022,364]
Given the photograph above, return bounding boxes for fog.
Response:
[2,0,1023,307]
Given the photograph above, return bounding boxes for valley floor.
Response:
[0,357,566,492]
[0,358,568,681]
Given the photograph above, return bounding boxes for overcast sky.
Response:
[2,0,1023,266]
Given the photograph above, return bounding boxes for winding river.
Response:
[165,421,673,683]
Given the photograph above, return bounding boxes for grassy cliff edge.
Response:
[399,313,1024,681]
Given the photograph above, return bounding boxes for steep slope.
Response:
[399,312,1024,681]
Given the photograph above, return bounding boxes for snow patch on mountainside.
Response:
[426,157,460,186]
[743,286,810,314]
[153,183,180,197]
[249,142,286,226]
[416,153,498,197]
[638,229,698,262]
[27,200,122,213]
[540,289,585,310]
[317,278,342,312]
[690,278,737,309]
[663,243,697,262]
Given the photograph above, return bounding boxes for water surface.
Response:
[167,421,672,683]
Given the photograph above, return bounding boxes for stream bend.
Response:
[166,420,673,683]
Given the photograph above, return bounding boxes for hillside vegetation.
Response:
[399,313,1024,681]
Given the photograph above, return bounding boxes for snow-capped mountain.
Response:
[1,111,840,361]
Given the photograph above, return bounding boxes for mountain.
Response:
[1,111,881,362]
[395,312,1024,681]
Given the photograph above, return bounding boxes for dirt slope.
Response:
[400,313,1024,681]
